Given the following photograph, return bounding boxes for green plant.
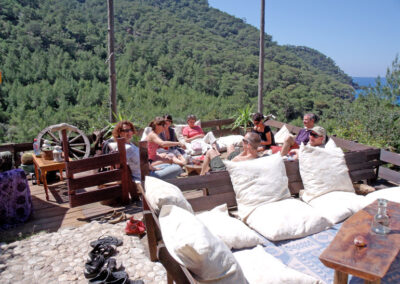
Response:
[232,105,253,132]
[103,112,140,144]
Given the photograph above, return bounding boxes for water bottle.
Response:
[33,139,40,156]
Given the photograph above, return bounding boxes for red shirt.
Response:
[182,126,204,138]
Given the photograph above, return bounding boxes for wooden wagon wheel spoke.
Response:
[37,123,90,160]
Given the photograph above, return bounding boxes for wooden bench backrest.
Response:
[62,130,131,207]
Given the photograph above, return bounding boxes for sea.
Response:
[352,76,400,104]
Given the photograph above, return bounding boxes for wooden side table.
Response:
[319,200,400,284]
[33,155,65,200]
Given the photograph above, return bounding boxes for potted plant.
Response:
[232,105,253,135]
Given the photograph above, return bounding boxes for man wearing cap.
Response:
[280,113,317,156]
[288,126,327,160]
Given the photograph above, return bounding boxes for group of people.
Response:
[110,112,328,182]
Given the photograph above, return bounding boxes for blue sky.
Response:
[208,0,400,77]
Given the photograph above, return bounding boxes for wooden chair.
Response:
[62,129,138,208]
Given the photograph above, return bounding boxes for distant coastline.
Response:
[352,76,386,88]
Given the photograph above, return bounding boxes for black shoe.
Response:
[84,254,105,279]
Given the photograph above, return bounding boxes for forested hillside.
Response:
[0,0,358,143]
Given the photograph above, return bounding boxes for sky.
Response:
[208,0,400,77]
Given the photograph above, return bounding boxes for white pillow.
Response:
[246,198,333,241]
[299,144,354,203]
[196,204,263,249]
[140,127,152,142]
[234,246,322,284]
[159,205,246,284]
[274,125,291,145]
[144,176,193,214]
[224,154,291,221]
[308,191,367,224]
[216,135,244,152]
[174,120,202,143]
[366,186,400,204]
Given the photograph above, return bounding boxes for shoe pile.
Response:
[84,236,131,283]
[125,217,146,236]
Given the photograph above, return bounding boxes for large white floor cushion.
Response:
[365,186,400,204]
[216,135,244,152]
[274,125,291,145]
[299,143,354,203]
[144,176,193,214]
[225,154,291,221]
[159,205,246,284]
[196,204,263,249]
[308,191,368,224]
[234,246,322,284]
[246,198,333,241]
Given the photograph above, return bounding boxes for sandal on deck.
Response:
[88,243,116,260]
[125,217,146,236]
[108,212,126,224]
[90,235,123,248]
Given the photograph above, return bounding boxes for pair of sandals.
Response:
[85,236,123,280]
[99,211,127,224]
[88,258,128,284]
[125,217,146,236]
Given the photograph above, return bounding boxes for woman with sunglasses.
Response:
[252,112,275,152]
[146,117,186,166]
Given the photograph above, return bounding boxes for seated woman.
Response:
[183,114,219,155]
[112,120,182,181]
[146,117,186,166]
[158,114,186,158]
[252,112,275,152]
[200,132,261,175]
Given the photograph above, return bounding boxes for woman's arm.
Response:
[149,132,183,148]
[184,133,205,143]
[260,131,273,146]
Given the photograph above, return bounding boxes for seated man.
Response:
[280,113,317,156]
[288,126,327,160]
[200,132,261,175]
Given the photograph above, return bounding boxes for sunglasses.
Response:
[120,129,134,133]
[309,132,322,138]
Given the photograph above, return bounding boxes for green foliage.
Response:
[232,105,253,132]
[0,0,358,144]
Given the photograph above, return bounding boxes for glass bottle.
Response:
[371,198,391,235]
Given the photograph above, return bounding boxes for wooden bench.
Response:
[62,130,138,208]
[139,148,382,283]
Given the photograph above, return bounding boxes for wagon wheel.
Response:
[36,123,91,160]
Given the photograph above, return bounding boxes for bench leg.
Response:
[334,270,348,284]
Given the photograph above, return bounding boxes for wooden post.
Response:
[107,0,117,123]
[258,0,265,113]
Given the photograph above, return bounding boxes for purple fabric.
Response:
[0,169,32,230]
[295,128,311,146]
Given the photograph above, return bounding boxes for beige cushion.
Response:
[144,176,193,214]
[234,246,323,284]
[224,154,291,221]
[216,135,244,152]
[196,204,263,249]
[308,191,367,224]
[159,205,246,283]
[299,144,354,203]
[140,127,152,142]
[246,198,333,241]
[274,125,291,145]
[366,186,400,204]
[174,120,202,142]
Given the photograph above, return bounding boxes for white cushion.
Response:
[234,246,322,284]
[174,120,202,143]
[216,135,244,152]
[299,144,354,203]
[140,127,152,142]
[159,205,246,283]
[308,191,367,224]
[196,204,263,249]
[246,198,333,241]
[144,176,193,214]
[224,154,291,221]
[274,125,291,145]
[366,186,400,204]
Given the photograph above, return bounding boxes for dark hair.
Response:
[252,112,264,122]
[187,114,197,121]
[112,120,136,139]
[164,114,173,122]
[149,117,166,130]
[304,113,317,122]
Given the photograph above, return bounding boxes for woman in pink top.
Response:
[182,115,220,155]
[146,117,186,166]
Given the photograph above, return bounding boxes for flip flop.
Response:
[108,212,126,224]
[125,217,146,236]
[90,235,123,248]
[88,243,116,260]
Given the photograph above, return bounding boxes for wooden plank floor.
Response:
[0,177,132,243]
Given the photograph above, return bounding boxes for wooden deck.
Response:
[0,176,136,243]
